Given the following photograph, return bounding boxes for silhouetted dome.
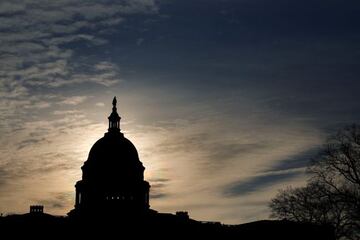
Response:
[82,131,145,183]
[88,132,139,163]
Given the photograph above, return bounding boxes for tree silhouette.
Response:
[270,124,360,240]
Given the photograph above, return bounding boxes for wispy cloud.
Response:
[0,108,107,214]
[149,177,171,199]
[119,95,324,223]
[59,96,88,105]
[223,170,304,197]
[0,0,158,116]
[136,38,144,46]
[95,102,105,107]
[36,192,74,211]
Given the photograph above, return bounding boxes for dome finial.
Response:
[112,96,117,107]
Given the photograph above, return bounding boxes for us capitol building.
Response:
[69,97,151,217]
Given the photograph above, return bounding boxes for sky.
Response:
[0,0,360,224]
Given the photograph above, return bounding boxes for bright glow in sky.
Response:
[1,0,360,224]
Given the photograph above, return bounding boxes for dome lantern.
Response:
[108,96,121,132]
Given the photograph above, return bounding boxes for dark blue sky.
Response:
[94,0,360,126]
[0,0,359,223]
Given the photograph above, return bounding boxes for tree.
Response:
[270,124,360,240]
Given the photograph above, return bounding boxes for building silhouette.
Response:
[69,97,150,217]
[29,205,44,214]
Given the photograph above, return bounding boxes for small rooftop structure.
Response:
[176,211,189,219]
[30,205,44,214]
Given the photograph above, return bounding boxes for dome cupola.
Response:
[108,97,121,132]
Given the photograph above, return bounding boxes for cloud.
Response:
[136,38,144,46]
[1,108,105,171]
[219,147,321,197]
[149,178,170,199]
[0,0,160,144]
[223,169,304,197]
[95,61,116,71]
[0,0,158,108]
[121,96,324,223]
[95,102,105,107]
[264,147,321,173]
[59,96,88,105]
[37,192,73,211]
[43,34,105,46]
[17,137,49,150]
[0,2,25,14]
[53,110,81,115]
[0,166,11,188]
[0,106,108,214]
[151,193,167,199]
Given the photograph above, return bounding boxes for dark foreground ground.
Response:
[0,212,335,239]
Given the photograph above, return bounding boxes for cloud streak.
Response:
[0,0,158,112]
[59,96,88,105]
[223,170,304,197]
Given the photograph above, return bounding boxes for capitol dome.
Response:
[88,134,139,163]
[71,97,150,217]
[83,131,145,183]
